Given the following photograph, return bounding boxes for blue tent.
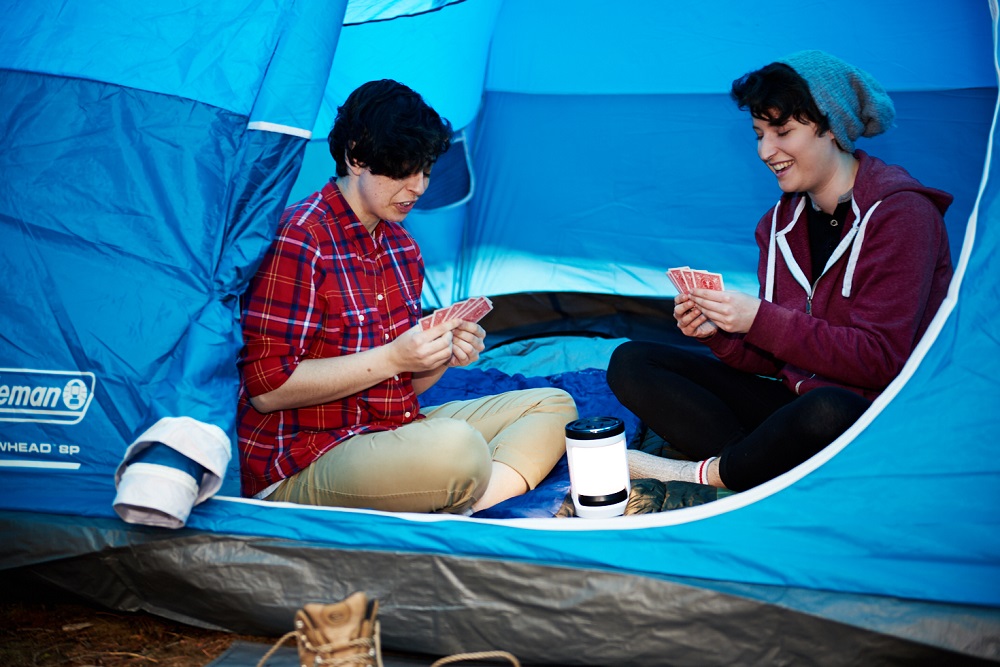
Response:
[1,1,998,664]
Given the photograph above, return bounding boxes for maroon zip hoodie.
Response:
[705,150,953,400]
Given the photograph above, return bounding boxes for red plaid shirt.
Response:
[237,180,424,497]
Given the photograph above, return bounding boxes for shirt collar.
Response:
[321,179,382,256]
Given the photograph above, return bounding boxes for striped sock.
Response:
[628,450,719,486]
[696,457,718,486]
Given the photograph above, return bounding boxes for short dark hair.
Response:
[730,62,831,134]
[328,79,452,179]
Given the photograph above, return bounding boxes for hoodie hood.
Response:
[851,150,953,217]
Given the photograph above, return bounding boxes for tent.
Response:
[1,1,998,664]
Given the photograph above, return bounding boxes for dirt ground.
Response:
[0,574,272,667]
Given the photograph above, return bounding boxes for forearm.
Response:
[705,330,782,376]
[412,364,448,396]
[747,303,909,388]
[249,346,401,413]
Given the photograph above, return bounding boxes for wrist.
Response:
[378,341,406,377]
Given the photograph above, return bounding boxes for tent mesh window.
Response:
[415,131,471,210]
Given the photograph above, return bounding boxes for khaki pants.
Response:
[266,387,577,513]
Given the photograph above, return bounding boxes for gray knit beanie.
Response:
[779,50,895,152]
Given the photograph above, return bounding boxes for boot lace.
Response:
[430,650,521,666]
[256,621,521,667]
[256,620,383,667]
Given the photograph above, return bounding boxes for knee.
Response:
[511,387,579,421]
[607,341,644,394]
[540,388,578,420]
[798,388,871,437]
[429,419,492,483]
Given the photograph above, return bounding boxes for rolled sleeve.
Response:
[240,338,299,397]
[239,221,323,398]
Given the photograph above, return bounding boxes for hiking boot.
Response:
[256,591,381,667]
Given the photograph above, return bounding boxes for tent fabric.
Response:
[0,0,315,119]
[1,0,999,664]
[485,2,994,95]
[0,0,337,523]
[463,89,993,298]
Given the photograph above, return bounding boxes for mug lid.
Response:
[565,416,625,439]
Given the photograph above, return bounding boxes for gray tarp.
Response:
[3,510,997,666]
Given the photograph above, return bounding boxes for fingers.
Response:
[427,318,462,338]
[451,319,486,336]
[448,321,485,367]
[424,330,455,364]
[394,324,453,371]
[688,288,727,305]
[401,318,488,370]
[674,298,702,325]
[686,290,759,334]
[451,322,485,346]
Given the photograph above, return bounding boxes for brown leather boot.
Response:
[257,591,381,667]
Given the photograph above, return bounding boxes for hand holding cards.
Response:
[667,266,725,294]
[419,296,494,330]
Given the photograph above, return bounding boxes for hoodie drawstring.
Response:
[765,195,883,306]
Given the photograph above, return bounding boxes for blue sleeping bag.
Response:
[419,367,640,518]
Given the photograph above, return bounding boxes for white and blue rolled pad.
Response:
[113,417,230,528]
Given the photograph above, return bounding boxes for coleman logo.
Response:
[0,368,96,424]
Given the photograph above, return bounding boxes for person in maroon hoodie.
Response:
[607,51,953,492]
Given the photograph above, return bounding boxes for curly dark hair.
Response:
[328,79,452,179]
[730,62,831,134]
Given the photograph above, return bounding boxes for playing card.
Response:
[667,266,694,294]
[461,296,494,323]
[668,266,725,294]
[692,269,725,291]
[449,298,476,321]
[417,297,494,331]
[681,268,696,292]
[433,306,451,326]
[666,268,688,294]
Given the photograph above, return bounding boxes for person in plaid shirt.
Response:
[237,80,577,514]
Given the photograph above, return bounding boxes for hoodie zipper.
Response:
[806,277,820,316]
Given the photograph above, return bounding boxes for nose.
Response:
[758,134,776,162]
[406,171,428,196]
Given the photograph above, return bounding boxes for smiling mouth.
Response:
[769,160,793,175]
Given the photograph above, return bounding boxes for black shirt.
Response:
[806,196,852,284]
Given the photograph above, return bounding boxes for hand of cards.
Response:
[418,296,494,330]
[666,266,725,294]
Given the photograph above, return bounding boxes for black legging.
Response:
[606,341,872,491]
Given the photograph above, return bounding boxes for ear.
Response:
[345,153,365,176]
[828,132,851,153]
[344,141,366,176]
